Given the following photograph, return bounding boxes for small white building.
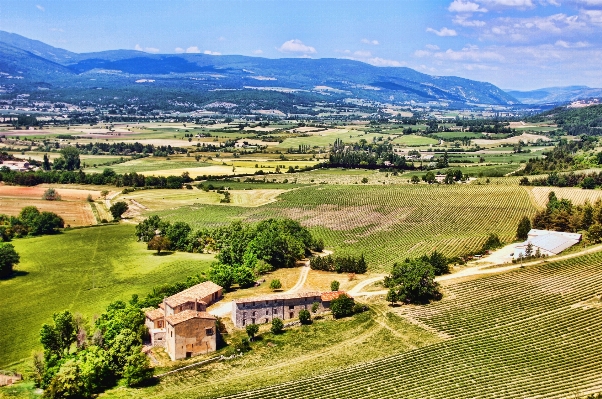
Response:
[513,229,581,258]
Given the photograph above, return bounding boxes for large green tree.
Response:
[54,147,81,171]
[384,259,441,304]
[0,243,20,278]
[516,216,531,241]
[109,202,129,220]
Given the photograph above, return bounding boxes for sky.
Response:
[0,0,601,90]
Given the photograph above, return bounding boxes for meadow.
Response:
[0,224,214,368]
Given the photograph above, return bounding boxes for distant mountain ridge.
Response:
[505,86,602,105]
[0,30,519,106]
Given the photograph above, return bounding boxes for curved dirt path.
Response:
[353,243,602,297]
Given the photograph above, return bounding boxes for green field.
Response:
[155,184,537,269]
[0,225,214,368]
[84,157,212,174]
[276,131,385,150]
[391,134,438,146]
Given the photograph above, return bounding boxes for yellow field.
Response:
[529,186,602,208]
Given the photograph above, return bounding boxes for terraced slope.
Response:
[222,251,602,399]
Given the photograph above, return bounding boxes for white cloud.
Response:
[434,46,505,61]
[426,27,458,36]
[186,46,201,53]
[453,15,486,27]
[478,0,534,8]
[448,0,488,13]
[361,38,380,45]
[426,44,440,50]
[36,4,45,11]
[277,39,317,54]
[365,57,404,67]
[134,44,160,53]
[555,40,589,48]
[581,9,602,25]
[571,0,602,4]
[174,47,185,53]
[253,49,263,54]
[414,50,432,57]
[353,50,372,57]
[204,50,221,55]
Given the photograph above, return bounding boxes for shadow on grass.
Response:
[1,270,29,281]
[152,251,175,256]
[387,303,402,308]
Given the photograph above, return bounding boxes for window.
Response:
[273,308,278,314]
[170,331,173,337]
[289,305,294,310]
[289,312,294,318]
[242,319,246,326]
[265,318,269,324]
[205,328,213,336]
[252,311,256,316]
[266,310,269,315]
[252,318,255,324]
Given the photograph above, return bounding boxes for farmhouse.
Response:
[232,291,349,328]
[513,229,581,258]
[144,281,222,360]
[1,161,31,171]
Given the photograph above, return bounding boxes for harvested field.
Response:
[529,186,602,208]
[0,184,98,226]
[472,132,550,146]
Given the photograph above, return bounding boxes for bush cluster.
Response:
[0,206,64,241]
[309,254,367,274]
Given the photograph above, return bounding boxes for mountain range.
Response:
[0,30,599,108]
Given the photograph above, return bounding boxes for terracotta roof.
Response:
[165,310,216,326]
[158,303,165,310]
[233,291,323,304]
[321,291,350,301]
[164,281,222,308]
[145,308,164,320]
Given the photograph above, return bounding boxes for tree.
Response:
[165,222,192,251]
[100,190,109,201]
[582,176,596,189]
[361,177,368,184]
[330,280,340,291]
[525,242,534,257]
[481,233,503,253]
[311,302,320,314]
[269,279,282,291]
[0,243,19,278]
[55,147,81,171]
[122,349,153,387]
[410,175,420,184]
[40,311,78,358]
[587,223,602,243]
[109,201,129,220]
[330,294,355,319]
[147,236,171,254]
[428,250,449,276]
[209,262,235,291]
[271,318,284,334]
[386,288,398,306]
[383,259,441,304]
[245,324,259,341]
[516,216,531,241]
[42,188,61,201]
[298,309,311,325]
[43,154,51,170]
[31,212,64,235]
[423,171,436,184]
[235,265,256,288]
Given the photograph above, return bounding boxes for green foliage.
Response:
[386,288,398,305]
[311,302,320,314]
[109,201,129,220]
[245,324,259,341]
[122,349,153,387]
[480,233,503,253]
[330,294,355,319]
[419,251,449,276]
[147,236,171,254]
[54,147,81,171]
[42,188,61,201]
[165,222,191,251]
[298,309,311,325]
[209,262,235,291]
[269,279,282,290]
[384,259,441,304]
[271,318,284,334]
[516,216,531,241]
[310,254,367,274]
[0,242,19,278]
[330,280,340,292]
[40,310,78,359]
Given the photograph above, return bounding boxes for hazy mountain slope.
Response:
[506,86,602,105]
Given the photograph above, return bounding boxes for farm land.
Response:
[5,117,602,398]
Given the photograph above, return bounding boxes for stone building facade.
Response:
[144,281,223,361]
[231,291,348,328]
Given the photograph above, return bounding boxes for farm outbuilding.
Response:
[513,229,581,258]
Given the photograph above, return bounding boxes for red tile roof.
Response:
[165,310,216,326]
[233,291,323,304]
[321,291,350,301]
[164,281,222,308]
[145,308,164,320]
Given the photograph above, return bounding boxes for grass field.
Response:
[84,157,212,174]
[0,184,99,226]
[0,224,214,368]
[275,130,385,150]
[391,134,438,146]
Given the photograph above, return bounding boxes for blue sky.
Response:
[0,0,601,90]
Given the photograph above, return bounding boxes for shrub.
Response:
[245,324,259,341]
[271,318,284,334]
[330,294,355,319]
[298,309,311,325]
[42,188,61,201]
[330,280,340,292]
[269,279,282,291]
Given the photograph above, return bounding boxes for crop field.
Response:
[215,250,602,399]
[156,184,537,269]
[529,186,602,207]
[275,130,385,150]
[0,184,99,226]
[0,224,214,368]
[84,157,212,174]
[391,134,438,146]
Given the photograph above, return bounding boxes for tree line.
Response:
[135,216,323,290]
[519,171,602,190]
[309,254,367,274]
[0,206,64,241]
